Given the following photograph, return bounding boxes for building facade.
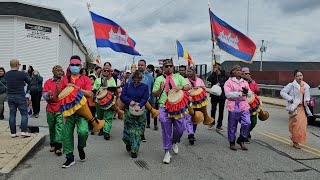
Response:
[0,1,87,81]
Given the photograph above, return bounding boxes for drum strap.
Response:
[188,78,195,88]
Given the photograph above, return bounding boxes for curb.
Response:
[0,133,45,178]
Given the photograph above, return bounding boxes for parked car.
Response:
[307,86,320,125]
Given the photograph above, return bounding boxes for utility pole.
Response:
[247,0,250,36]
[260,40,267,71]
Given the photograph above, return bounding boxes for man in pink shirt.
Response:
[224,65,252,151]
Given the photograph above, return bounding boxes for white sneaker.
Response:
[11,134,18,138]
[21,132,31,137]
[163,151,172,164]
[172,143,179,154]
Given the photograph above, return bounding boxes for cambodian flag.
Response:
[209,10,256,63]
[90,11,141,56]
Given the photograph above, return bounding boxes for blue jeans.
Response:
[7,94,28,134]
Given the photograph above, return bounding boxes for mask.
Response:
[70,66,80,74]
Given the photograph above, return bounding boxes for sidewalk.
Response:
[0,102,46,178]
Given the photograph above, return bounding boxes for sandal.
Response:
[49,147,55,152]
[55,149,62,156]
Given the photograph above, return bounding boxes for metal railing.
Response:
[258,84,284,97]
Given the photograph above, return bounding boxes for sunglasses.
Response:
[70,64,80,67]
[244,73,250,75]
[103,70,111,72]
[133,80,142,83]
[165,65,173,68]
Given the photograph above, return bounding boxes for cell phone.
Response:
[22,65,27,70]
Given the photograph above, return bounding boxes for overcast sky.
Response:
[24,0,320,69]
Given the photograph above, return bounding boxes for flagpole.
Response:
[208,0,216,72]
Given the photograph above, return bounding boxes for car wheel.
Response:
[307,116,316,125]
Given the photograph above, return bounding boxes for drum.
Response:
[129,105,146,116]
[59,86,87,117]
[189,88,208,109]
[96,88,116,110]
[165,90,192,120]
[59,86,105,132]
[246,94,262,115]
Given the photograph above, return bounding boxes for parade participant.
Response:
[5,59,31,137]
[224,65,252,151]
[242,67,260,140]
[280,70,311,149]
[178,65,187,78]
[42,65,64,155]
[92,65,117,140]
[207,64,228,131]
[128,60,155,140]
[153,59,191,164]
[120,71,149,158]
[185,66,208,145]
[58,55,93,168]
[88,75,96,135]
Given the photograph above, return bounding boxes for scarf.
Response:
[164,73,176,93]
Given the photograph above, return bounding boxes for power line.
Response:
[113,0,136,19]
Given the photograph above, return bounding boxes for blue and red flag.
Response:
[209,10,256,63]
[90,11,141,56]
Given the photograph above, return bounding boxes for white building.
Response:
[0,1,87,81]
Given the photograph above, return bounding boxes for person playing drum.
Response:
[242,67,260,141]
[224,65,252,151]
[153,59,191,164]
[42,65,64,156]
[120,71,149,158]
[92,65,117,140]
[58,56,93,168]
[185,66,208,145]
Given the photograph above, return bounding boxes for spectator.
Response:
[147,64,156,79]
[4,59,31,137]
[94,66,102,78]
[280,70,312,149]
[28,65,34,77]
[207,64,228,131]
[88,75,96,135]
[0,67,7,120]
[28,70,43,118]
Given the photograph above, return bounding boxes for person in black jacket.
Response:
[0,67,7,120]
[207,64,229,131]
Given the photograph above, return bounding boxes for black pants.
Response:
[30,91,42,115]
[210,95,226,127]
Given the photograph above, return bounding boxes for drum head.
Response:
[96,89,108,99]
[246,94,255,104]
[129,105,145,116]
[190,88,203,96]
[58,86,74,99]
[168,90,183,104]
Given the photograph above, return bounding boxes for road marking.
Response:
[258,132,320,157]
[264,131,320,154]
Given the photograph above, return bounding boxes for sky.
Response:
[23,0,320,70]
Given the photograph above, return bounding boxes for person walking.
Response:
[42,65,64,155]
[207,64,228,131]
[280,70,312,149]
[120,71,149,158]
[4,59,31,137]
[0,67,7,120]
[28,70,43,118]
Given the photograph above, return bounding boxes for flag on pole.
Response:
[90,11,141,56]
[209,10,256,63]
[177,40,194,66]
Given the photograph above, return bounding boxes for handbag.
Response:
[288,85,298,118]
[209,74,222,96]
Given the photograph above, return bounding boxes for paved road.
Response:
[5,101,320,180]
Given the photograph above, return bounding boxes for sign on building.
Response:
[25,23,52,40]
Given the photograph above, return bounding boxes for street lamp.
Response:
[260,40,267,71]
